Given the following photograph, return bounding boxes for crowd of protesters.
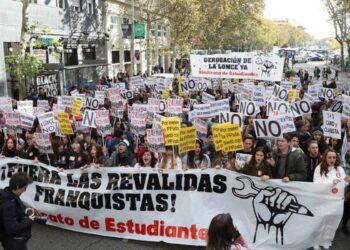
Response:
[0,66,350,250]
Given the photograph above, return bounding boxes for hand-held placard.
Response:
[232,175,314,245]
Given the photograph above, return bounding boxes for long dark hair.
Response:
[138,149,157,168]
[187,140,204,168]
[320,149,340,177]
[207,213,236,250]
[247,147,267,166]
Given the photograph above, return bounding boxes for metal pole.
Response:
[131,0,135,76]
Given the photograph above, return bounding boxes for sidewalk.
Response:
[326,63,350,79]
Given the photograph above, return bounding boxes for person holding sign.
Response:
[313,149,350,250]
[134,149,158,168]
[235,147,272,181]
[1,137,18,158]
[159,146,182,170]
[182,140,211,170]
[269,134,307,182]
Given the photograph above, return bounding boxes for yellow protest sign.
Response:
[212,123,225,151]
[72,98,83,116]
[288,89,300,103]
[57,112,74,135]
[220,123,243,152]
[161,117,181,145]
[179,126,197,154]
[162,84,171,99]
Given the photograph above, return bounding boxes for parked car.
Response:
[308,55,324,61]
[293,55,308,63]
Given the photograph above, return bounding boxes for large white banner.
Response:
[190,54,284,81]
[0,158,343,250]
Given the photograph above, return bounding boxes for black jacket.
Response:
[0,188,32,241]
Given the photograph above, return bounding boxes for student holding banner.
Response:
[86,143,104,169]
[1,137,18,158]
[68,139,89,169]
[52,140,70,170]
[104,140,136,167]
[18,134,40,161]
[134,149,158,168]
[235,147,272,181]
[182,140,211,170]
[212,151,239,171]
[313,149,350,249]
[159,146,182,170]
[269,134,307,182]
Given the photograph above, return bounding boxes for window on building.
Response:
[88,3,92,14]
[64,49,78,66]
[112,51,120,64]
[123,18,130,24]
[56,0,65,9]
[79,0,83,12]
[74,6,80,12]
[83,47,96,60]
[163,27,167,37]
[124,51,131,62]
[30,0,38,3]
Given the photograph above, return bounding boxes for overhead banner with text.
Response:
[190,54,284,81]
[0,158,343,250]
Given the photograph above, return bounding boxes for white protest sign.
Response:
[329,100,342,113]
[94,91,105,105]
[219,112,243,128]
[95,110,110,126]
[34,133,53,154]
[59,96,75,109]
[82,110,97,128]
[17,100,33,115]
[85,97,100,109]
[4,112,21,130]
[275,115,296,133]
[290,100,312,117]
[148,98,160,113]
[111,82,126,90]
[239,101,258,116]
[190,54,284,81]
[236,153,253,168]
[121,90,134,100]
[20,113,35,130]
[37,112,55,134]
[342,101,350,120]
[0,97,13,112]
[167,98,183,114]
[201,92,215,104]
[319,87,335,100]
[210,99,230,117]
[254,119,282,138]
[252,85,266,106]
[37,100,49,111]
[146,129,165,152]
[323,111,341,139]
[272,84,288,101]
[129,76,145,89]
[307,85,321,100]
[194,118,208,135]
[266,100,290,116]
[193,104,211,119]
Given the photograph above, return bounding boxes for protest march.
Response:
[0,53,350,250]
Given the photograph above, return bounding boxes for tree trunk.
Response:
[20,0,29,58]
[340,42,345,69]
[347,41,350,71]
[171,43,176,74]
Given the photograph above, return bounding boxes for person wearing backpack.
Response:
[0,172,33,250]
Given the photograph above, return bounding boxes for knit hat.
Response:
[312,127,323,135]
[117,139,130,148]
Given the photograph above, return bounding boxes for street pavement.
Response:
[5,61,350,250]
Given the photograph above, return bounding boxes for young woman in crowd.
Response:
[309,128,328,155]
[159,146,182,170]
[68,139,89,169]
[183,140,211,170]
[235,147,272,181]
[18,133,40,161]
[212,151,239,170]
[1,137,18,158]
[134,149,158,168]
[207,213,250,250]
[104,140,136,167]
[86,143,104,169]
[328,138,341,154]
[313,149,350,250]
[52,140,70,170]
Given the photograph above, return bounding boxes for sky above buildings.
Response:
[265,0,334,39]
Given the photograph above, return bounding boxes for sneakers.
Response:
[342,226,350,236]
